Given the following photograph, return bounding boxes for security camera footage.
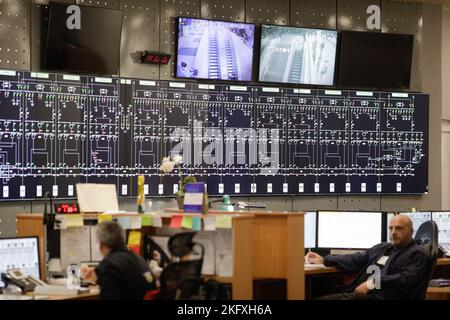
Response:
[259,25,337,86]
[176,17,255,81]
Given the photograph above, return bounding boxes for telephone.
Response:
[1,269,47,293]
[439,244,450,257]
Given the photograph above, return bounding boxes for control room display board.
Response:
[0,69,428,199]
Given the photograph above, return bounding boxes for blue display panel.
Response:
[0,70,428,199]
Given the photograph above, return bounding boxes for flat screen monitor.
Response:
[401,212,431,237]
[338,31,414,90]
[317,211,383,249]
[176,17,255,81]
[432,212,450,244]
[259,25,337,85]
[45,2,123,75]
[0,237,40,287]
[304,211,317,248]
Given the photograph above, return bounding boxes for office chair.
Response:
[175,278,231,300]
[409,220,439,300]
[158,259,204,299]
[168,232,200,258]
[155,232,206,300]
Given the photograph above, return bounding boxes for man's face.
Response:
[389,216,413,247]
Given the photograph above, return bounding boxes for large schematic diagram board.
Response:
[0,69,428,199]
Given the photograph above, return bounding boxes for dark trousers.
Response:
[316,293,379,300]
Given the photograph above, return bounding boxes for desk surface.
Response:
[27,287,100,300]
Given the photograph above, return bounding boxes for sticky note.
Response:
[181,216,193,229]
[130,216,142,229]
[170,215,183,228]
[203,216,216,231]
[98,214,112,223]
[141,215,153,227]
[66,215,84,228]
[152,215,162,227]
[128,231,142,246]
[192,217,202,231]
[117,217,131,230]
[215,215,232,229]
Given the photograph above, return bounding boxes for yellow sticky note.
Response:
[215,215,232,229]
[128,231,142,246]
[66,215,84,227]
[181,216,193,229]
[98,214,112,223]
[141,215,152,227]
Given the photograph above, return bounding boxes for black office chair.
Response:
[175,278,231,300]
[409,220,439,300]
[168,232,201,258]
[157,232,205,300]
[158,259,204,299]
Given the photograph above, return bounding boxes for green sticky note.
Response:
[192,217,202,231]
[215,215,232,229]
[141,215,153,227]
[181,216,193,229]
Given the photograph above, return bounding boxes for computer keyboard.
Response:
[304,263,326,268]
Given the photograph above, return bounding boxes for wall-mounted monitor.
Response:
[45,2,123,75]
[317,211,383,249]
[338,31,414,90]
[176,17,255,81]
[259,25,337,86]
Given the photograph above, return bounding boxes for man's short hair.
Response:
[96,221,126,250]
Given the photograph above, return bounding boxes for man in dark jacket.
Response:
[80,221,156,299]
[305,215,428,300]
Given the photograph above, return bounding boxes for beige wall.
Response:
[420,4,443,209]
[441,8,450,209]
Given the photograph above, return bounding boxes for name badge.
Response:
[377,256,389,266]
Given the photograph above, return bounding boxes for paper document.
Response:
[76,184,119,213]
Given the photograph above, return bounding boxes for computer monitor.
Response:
[432,211,450,244]
[400,212,431,237]
[0,237,40,287]
[259,25,338,85]
[317,211,383,249]
[304,212,317,248]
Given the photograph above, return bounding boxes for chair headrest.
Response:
[413,220,439,258]
[168,232,198,257]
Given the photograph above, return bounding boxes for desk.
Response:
[17,211,305,300]
[304,259,450,300]
[426,286,450,300]
[26,287,100,300]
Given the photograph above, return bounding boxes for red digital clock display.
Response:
[141,52,171,65]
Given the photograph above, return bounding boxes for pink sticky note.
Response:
[170,214,183,228]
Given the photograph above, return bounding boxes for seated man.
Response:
[305,215,428,300]
[81,221,156,299]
